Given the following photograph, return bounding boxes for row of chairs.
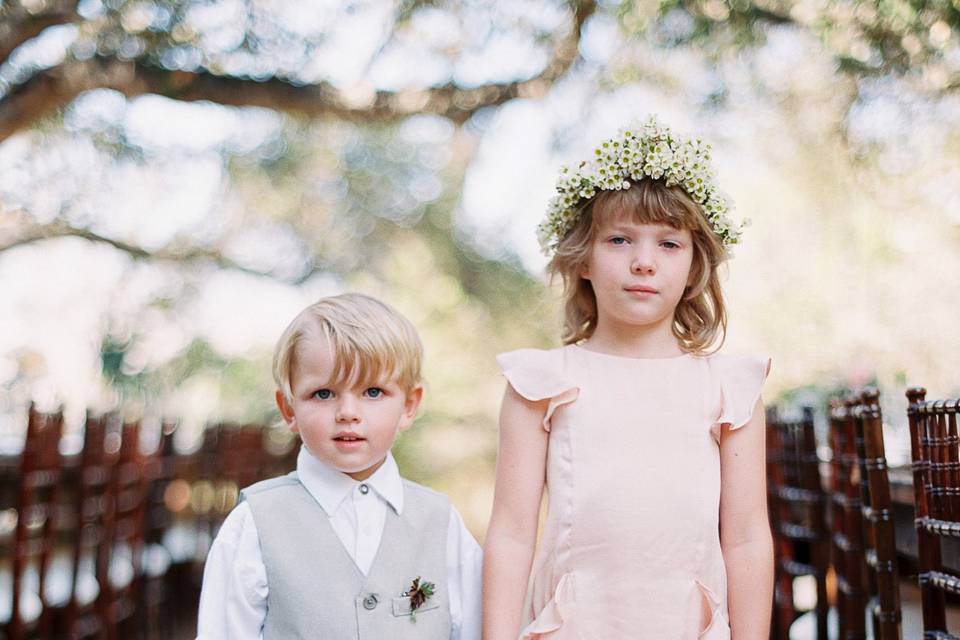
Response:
[768,387,960,639]
[1,405,297,640]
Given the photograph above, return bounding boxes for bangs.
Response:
[589,179,702,232]
[291,306,421,394]
[320,323,407,390]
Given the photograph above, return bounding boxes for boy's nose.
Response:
[335,397,360,423]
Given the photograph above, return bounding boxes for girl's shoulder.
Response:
[495,345,569,372]
[495,346,577,404]
[702,352,772,431]
[702,351,771,376]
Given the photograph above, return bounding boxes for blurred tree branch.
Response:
[657,0,960,86]
[0,218,326,283]
[0,0,596,144]
[0,1,80,66]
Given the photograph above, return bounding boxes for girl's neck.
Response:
[584,316,684,359]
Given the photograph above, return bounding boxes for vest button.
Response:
[362,594,378,610]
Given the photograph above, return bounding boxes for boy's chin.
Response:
[335,455,389,481]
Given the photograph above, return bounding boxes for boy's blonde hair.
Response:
[546,179,728,353]
[272,293,423,400]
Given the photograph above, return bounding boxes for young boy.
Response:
[197,293,482,639]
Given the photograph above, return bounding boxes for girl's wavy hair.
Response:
[546,179,728,354]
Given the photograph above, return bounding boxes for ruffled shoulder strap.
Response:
[495,348,579,432]
[713,354,771,431]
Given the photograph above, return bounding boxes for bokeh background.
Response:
[2,0,960,538]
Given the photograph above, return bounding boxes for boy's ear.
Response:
[397,384,424,432]
[276,390,298,433]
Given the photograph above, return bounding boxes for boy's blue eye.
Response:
[365,387,384,398]
[313,389,333,400]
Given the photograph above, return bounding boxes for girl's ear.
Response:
[275,390,298,433]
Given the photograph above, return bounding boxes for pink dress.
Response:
[496,344,771,639]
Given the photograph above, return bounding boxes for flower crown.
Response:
[537,115,746,256]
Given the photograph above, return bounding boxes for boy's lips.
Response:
[333,431,366,450]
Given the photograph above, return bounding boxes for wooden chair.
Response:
[100,418,147,640]
[63,412,111,640]
[4,404,64,640]
[907,388,960,638]
[828,396,868,639]
[851,389,902,639]
[767,406,831,638]
[139,421,176,640]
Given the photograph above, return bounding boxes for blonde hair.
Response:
[272,293,423,400]
[546,179,728,353]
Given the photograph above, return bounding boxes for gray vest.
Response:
[242,472,452,640]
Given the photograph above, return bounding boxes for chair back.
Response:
[852,389,901,639]
[8,404,64,640]
[100,418,147,640]
[907,388,960,637]
[767,406,830,639]
[140,421,177,640]
[828,396,868,639]
[64,412,110,640]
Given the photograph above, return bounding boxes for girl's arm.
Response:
[719,396,774,639]
[482,383,550,640]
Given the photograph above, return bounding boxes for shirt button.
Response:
[359,483,369,495]
[362,593,378,610]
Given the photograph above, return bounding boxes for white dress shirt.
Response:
[197,447,483,640]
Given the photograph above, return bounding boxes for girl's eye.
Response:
[313,389,333,400]
[608,236,628,245]
[661,241,681,249]
[364,387,385,398]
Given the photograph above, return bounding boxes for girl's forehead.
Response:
[596,203,689,228]
[596,217,689,234]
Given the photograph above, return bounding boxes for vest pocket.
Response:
[391,595,440,617]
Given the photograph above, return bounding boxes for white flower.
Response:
[538,114,745,257]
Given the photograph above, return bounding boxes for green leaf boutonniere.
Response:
[407,576,435,622]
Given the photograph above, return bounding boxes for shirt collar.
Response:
[296,445,405,516]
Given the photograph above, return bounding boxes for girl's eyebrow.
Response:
[601,222,683,235]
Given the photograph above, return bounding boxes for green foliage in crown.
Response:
[537,115,747,257]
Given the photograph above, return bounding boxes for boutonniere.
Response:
[406,576,435,622]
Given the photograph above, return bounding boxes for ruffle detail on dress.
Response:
[520,572,574,639]
[496,349,579,432]
[695,579,726,639]
[714,355,771,433]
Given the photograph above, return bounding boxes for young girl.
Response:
[483,116,773,639]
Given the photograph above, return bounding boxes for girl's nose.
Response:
[630,249,656,275]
